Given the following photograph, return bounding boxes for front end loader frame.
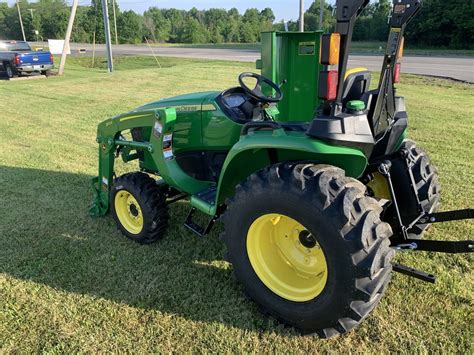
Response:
[90,109,370,218]
[91,107,214,217]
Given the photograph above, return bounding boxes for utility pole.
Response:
[112,0,118,45]
[58,0,79,76]
[299,0,305,32]
[319,0,324,30]
[15,0,26,41]
[101,0,114,72]
[28,8,37,42]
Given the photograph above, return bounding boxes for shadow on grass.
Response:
[0,166,284,333]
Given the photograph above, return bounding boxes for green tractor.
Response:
[91,0,473,337]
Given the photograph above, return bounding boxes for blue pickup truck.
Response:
[0,40,54,78]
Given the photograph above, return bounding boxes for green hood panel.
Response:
[132,91,220,113]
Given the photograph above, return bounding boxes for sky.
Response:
[115,1,314,21]
[7,0,334,22]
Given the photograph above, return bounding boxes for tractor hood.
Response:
[131,91,220,114]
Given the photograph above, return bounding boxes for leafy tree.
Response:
[239,21,257,43]
[144,8,171,43]
[180,16,209,43]
[71,6,92,43]
[241,8,260,41]
[161,8,186,43]
[142,15,156,42]
[259,8,275,32]
[0,0,471,48]
[0,1,22,39]
[117,10,142,44]
[0,3,9,39]
[305,0,335,32]
[371,0,391,41]
[222,8,241,42]
[405,0,474,49]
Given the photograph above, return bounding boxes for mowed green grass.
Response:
[0,57,473,352]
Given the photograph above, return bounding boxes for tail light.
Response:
[319,70,339,101]
[397,37,405,61]
[50,53,54,63]
[14,54,20,65]
[394,63,401,83]
[320,33,341,65]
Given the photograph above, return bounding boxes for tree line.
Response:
[0,0,472,49]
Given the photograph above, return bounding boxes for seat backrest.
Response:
[342,68,372,107]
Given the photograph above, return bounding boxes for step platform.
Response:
[184,187,217,237]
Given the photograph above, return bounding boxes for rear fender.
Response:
[216,129,367,204]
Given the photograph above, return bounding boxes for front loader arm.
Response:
[89,111,158,217]
[90,107,213,217]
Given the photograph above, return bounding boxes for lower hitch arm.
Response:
[392,263,436,284]
[393,239,474,254]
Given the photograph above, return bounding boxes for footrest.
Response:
[190,186,217,215]
[195,186,217,205]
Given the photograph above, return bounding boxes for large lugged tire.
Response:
[392,140,441,238]
[110,172,169,244]
[223,163,394,337]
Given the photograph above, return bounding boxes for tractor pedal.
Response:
[184,207,216,237]
[392,263,436,284]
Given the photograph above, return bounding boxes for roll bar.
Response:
[332,0,370,111]
[331,0,422,121]
[371,0,422,138]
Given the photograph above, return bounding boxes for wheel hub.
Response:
[246,213,328,302]
[129,204,139,217]
[114,191,144,234]
[299,230,317,248]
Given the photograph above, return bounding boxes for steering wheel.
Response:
[238,72,283,103]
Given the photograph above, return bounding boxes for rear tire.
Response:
[41,69,51,77]
[392,140,441,238]
[110,172,169,244]
[223,163,394,337]
[5,63,15,79]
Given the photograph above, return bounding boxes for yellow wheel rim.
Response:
[114,190,144,235]
[368,172,391,200]
[247,214,328,302]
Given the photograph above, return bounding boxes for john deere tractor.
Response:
[91,0,473,337]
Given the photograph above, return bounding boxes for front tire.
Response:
[110,172,169,244]
[223,164,394,337]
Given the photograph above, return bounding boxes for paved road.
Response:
[60,43,474,83]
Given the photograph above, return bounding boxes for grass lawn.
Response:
[0,56,473,352]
